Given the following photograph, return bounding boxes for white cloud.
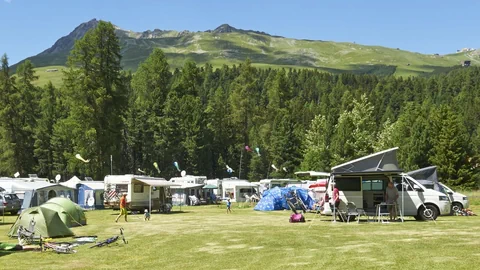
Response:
[5,0,12,3]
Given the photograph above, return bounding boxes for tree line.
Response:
[0,21,479,188]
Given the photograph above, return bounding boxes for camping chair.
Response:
[244,194,252,203]
[346,202,369,223]
[17,219,36,245]
[251,194,260,203]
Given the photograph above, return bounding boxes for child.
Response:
[144,209,150,221]
[226,199,232,214]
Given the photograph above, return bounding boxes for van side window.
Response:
[362,180,385,191]
[335,177,361,191]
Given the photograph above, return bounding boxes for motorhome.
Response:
[104,175,179,212]
[407,166,469,213]
[326,148,451,221]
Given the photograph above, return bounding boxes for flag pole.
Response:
[239,149,243,179]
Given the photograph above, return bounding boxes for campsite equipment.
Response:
[8,206,74,238]
[42,197,86,227]
[17,220,36,245]
[74,236,98,244]
[90,228,127,248]
[289,213,305,223]
[41,240,77,254]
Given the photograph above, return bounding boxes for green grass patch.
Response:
[1,203,480,269]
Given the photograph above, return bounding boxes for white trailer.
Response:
[104,175,179,212]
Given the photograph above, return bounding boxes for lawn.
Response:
[1,203,479,270]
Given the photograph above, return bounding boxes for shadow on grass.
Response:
[0,222,15,226]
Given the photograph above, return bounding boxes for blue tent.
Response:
[77,182,104,209]
[254,186,314,211]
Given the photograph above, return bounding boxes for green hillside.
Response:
[17,19,480,78]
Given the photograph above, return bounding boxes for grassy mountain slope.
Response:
[17,19,479,79]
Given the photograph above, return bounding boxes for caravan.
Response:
[326,148,451,221]
[104,175,179,212]
[170,175,207,205]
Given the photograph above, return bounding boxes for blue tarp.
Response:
[254,186,315,211]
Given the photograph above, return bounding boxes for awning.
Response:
[135,178,181,187]
[203,184,217,189]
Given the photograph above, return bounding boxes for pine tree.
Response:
[62,21,126,179]
[34,82,57,178]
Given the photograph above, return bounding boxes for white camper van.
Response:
[327,148,451,221]
[439,183,469,212]
[104,175,179,212]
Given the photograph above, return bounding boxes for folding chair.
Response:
[346,202,369,223]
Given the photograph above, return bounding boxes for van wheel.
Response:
[413,215,422,221]
[452,202,463,213]
[418,205,438,221]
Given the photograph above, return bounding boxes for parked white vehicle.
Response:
[258,179,302,194]
[221,179,258,202]
[104,175,179,212]
[326,148,451,221]
[439,183,469,212]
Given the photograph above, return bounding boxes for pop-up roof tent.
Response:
[332,147,401,174]
[8,206,74,238]
[407,166,446,194]
[42,197,86,227]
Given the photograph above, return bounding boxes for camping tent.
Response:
[254,186,315,211]
[77,181,105,209]
[42,197,86,227]
[60,176,82,189]
[8,206,73,238]
[407,166,446,193]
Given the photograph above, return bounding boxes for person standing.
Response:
[332,184,340,210]
[115,194,128,222]
[226,199,232,214]
[385,181,399,221]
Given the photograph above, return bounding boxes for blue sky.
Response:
[1,0,479,65]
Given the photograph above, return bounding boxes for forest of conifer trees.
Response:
[0,21,479,188]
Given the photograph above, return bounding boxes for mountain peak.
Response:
[38,19,99,55]
[213,24,238,33]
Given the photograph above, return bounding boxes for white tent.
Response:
[60,176,82,189]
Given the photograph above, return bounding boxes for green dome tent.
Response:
[43,197,87,227]
[8,206,73,238]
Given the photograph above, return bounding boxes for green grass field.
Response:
[1,202,479,270]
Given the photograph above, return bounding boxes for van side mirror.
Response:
[447,191,453,195]
[413,184,423,192]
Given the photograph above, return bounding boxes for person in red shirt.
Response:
[332,184,340,210]
[115,194,128,222]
